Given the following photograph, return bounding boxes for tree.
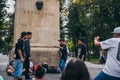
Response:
[0,0,14,54]
[0,0,8,53]
[66,0,120,59]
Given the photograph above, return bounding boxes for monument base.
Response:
[31,47,60,67]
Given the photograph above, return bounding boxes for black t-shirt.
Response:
[24,39,31,59]
[78,44,86,61]
[14,38,24,59]
[59,44,67,60]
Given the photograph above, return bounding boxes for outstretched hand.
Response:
[53,46,60,48]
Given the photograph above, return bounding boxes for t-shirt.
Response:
[77,43,86,61]
[59,44,67,60]
[100,38,120,78]
[14,38,24,59]
[24,39,31,59]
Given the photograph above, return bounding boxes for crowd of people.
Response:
[6,31,47,80]
[3,26,120,80]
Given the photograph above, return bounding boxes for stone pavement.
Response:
[0,54,104,80]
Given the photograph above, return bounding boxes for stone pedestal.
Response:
[10,0,60,66]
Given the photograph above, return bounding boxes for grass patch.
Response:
[86,57,99,64]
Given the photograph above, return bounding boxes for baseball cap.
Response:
[112,27,120,34]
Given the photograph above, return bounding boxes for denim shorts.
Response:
[13,59,23,77]
[94,71,120,80]
[59,59,66,71]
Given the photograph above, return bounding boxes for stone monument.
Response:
[10,0,60,67]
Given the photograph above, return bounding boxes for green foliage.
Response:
[0,0,14,54]
[64,0,120,57]
[66,39,74,51]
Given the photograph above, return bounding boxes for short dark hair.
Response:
[78,38,84,42]
[61,58,90,80]
[26,31,32,35]
[58,39,65,42]
[21,31,27,38]
[34,65,45,79]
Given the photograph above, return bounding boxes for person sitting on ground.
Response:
[7,60,15,76]
[32,65,46,80]
[61,58,91,80]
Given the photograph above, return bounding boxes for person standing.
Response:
[77,38,87,61]
[13,31,27,80]
[54,39,67,71]
[94,27,120,80]
[23,31,32,79]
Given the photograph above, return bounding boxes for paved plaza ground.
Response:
[0,54,104,80]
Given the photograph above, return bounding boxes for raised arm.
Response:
[94,36,101,47]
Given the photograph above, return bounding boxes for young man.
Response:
[23,31,32,79]
[13,31,27,80]
[54,39,67,71]
[77,39,86,61]
[94,27,120,80]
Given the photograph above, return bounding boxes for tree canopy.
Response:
[0,0,14,54]
[60,0,120,56]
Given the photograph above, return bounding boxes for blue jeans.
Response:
[59,59,66,71]
[13,59,23,77]
[94,71,120,80]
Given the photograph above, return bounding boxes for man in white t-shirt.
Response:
[94,27,120,80]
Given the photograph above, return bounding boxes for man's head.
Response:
[21,31,27,39]
[112,27,120,38]
[58,39,65,45]
[26,31,32,39]
[34,65,45,80]
[78,38,84,45]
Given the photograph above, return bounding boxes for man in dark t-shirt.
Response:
[23,32,32,79]
[14,38,24,59]
[13,32,27,80]
[54,39,67,71]
[77,38,86,61]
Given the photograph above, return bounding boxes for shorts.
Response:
[94,71,120,80]
[13,59,23,77]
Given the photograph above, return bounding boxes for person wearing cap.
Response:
[77,38,86,62]
[94,27,120,80]
[54,39,67,71]
[13,31,27,80]
[23,31,32,79]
